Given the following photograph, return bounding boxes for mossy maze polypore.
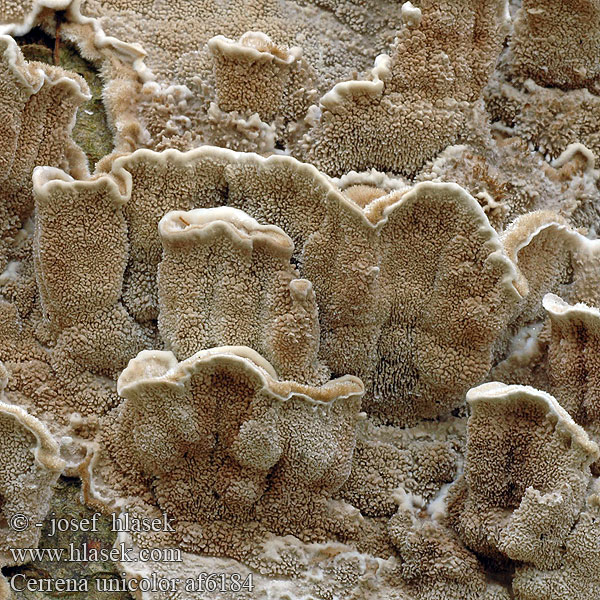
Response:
[0,1,599,599]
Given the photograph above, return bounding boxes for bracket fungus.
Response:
[32,167,128,330]
[448,382,599,567]
[512,482,600,600]
[510,0,600,92]
[208,32,313,124]
[0,362,64,567]
[543,294,600,472]
[0,34,89,278]
[28,147,524,426]
[299,0,510,175]
[158,207,327,384]
[84,347,364,549]
[0,1,599,598]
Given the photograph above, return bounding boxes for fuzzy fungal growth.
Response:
[0,361,64,567]
[84,347,365,550]
[0,1,599,599]
[448,383,599,567]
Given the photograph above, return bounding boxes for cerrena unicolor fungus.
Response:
[0,1,599,598]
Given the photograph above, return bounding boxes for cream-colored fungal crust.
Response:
[387,492,511,600]
[519,84,600,168]
[0,34,39,176]
[448,382,598,568]
[510,0,600,91]
[86,346,364,549]
[159,206,293,258]
[158,207,327,384]
[0,1,70,34]
[0,364,64,566]
[338,417,464,520]
[27,167,150,445]
[0,303,151,475]
[512,484,600,600]
[77,148,521,424]
[334,168,410,199]
[16,146,333,325]
[0,34,89,176]
[0,34,143,472]
[502,213,582,305]
[0,35,89,274]
[112,149,233,321]
[115,508,510,600]
[299,0,509,175]
[303,181,520,424]
[1,2,600,596]
[500,213,600,328]
[0,1,153,154]
[486,63,600,173]
[208,32,312,123]
[4,0,512,164]
[32,167,128,330]
[73,0,408,92]
[0,0,411,155]
[491,213,600,391]
[418,139,600,234]
[544,294,600,470]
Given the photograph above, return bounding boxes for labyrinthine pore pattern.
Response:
[0,1,599,598]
